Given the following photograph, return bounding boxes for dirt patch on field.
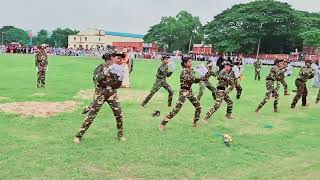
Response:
[0,96,10,101]
[31,93,46,97]
[0,101,77,117]
[75,89,163,102]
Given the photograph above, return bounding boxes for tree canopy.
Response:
[204,0,304,54]
[144,0,320,54]
[144,10,203,53]
[0,26,29,45]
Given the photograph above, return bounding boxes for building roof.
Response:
[105,31,144,38]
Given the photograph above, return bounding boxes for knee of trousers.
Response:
[196,105,202,111]
[169,91,174,96]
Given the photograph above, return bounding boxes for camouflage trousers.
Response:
[204,90,233,119]
[75,87,124,138]
[228,79,242,99]
[142,78,173,106]
[197,80,216,100]
[276,78,288,94]
[256,80,279,111]
[161,89,201,125]
[255,69,261,80]
[36,66,47,87]
[291,79,308,107]
[316,88,320,103]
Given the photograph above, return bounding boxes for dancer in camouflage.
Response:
[255,60,283,113]
[197,61,216,101]
[276,60,290,95]
[253,58,262,81]
[160,56,211,131]
[141,55,174,107]
[291,60,315,108]
[35,46,48,88]
[74,50,127,144]
[203,61,234,123]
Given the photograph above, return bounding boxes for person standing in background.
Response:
[121,48,131,88]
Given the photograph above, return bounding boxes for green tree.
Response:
[144,11,203,53]
[33,29,51,46]
[299,28,320,47]
[50,28,79,47]
[0,26,29,45]
[205,0,302,54]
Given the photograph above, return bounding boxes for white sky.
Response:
[0,0,319,34]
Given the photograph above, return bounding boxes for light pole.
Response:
[188,29,197,53]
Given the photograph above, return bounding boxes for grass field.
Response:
[0,54,320,180]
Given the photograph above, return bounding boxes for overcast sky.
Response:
[0,0,319,35]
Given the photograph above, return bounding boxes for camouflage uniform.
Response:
[256,66,281,112]
[197,69,216,100]
[275,65,289,95]
[253,59,262,81]
[204,69,233,120]
[229,67,242,99]
[141,63,173,106]
[81,62,113,114]
[35,50,48,88]
[75,63,125,140]
[161,68,207,126]
[291,65,314,108]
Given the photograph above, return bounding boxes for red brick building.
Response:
[192,44,213,55]
[112,42,158,53]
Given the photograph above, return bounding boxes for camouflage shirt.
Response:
[217,70,233,90]
[156,63,169,79]
[297,66,314,82]
[253,60,262,69]
[278,67,286,79]
[93,63,109,83]
[35,51,48,67]
[266,66,281,81]
[95,63,123,89]
[180,68,201,90]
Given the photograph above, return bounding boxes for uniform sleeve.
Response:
[309,68,315,79]
[95,65,106,82]
[44,54,48,65]
[190,70,201,83]
[35,54,39,66]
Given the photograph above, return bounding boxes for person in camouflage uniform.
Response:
[291,60,315,108]
[81,53,113,114]
[159,56,211,131]
[229,61,242,99]
[255,60,283,113]
[197,61,216,101]
[203,61,234,123]
[141,55,174,107]
[74,50,126,144]
[275,60,290,96]
[253,58,262,81]
[35,46,48,88]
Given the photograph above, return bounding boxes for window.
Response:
[74,37,76,41]
[74,44,76,48]
[99,38,101,41]
[86,45,88,49]
[85,37,87,41]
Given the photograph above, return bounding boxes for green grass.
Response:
[0,54,320,180]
